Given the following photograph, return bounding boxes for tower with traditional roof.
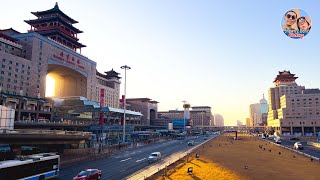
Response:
[24,2,85,52]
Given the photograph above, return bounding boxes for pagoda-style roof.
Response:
[96,69,121,80]
[273,70,298,83]
[0,28,21,36]
[105,68,121,79]
[38,30,86,48]
[0,32,17,42]
[24,16,83,33]
[31,2,78,24]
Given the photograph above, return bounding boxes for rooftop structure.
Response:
[24,2,85,51]
[273,70,298,86]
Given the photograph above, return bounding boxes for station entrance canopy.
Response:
[52,96,143,116]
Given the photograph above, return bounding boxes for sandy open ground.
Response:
[156,133,320,180]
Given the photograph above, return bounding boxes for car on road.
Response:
[261,136,266,139]
[73,169,102,180]
[148,152,162,163]
[290,137,299,141]
[293,142,303,150]
[194,136,199,139]
[203,136,208,140]
[275,139,281,144]
[188,140,195,146]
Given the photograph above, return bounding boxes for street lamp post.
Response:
[182,101,187,131]
[121,65,131,143]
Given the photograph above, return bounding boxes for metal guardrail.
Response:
[126,135,219,180]
[259,137,320,161]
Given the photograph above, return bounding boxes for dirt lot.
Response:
[156,133,320,180]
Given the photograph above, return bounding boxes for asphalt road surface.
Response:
[58,135,216,180]
[264,138,320,158]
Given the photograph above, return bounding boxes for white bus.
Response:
[0,152,60,180]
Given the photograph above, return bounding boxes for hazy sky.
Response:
[1,0,319,125]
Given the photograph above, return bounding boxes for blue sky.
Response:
[1,0,320,125]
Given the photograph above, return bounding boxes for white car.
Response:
[148,152,161,163]
[275,139,281,144]
[293,142,303,150]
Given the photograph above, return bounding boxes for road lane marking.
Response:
[120,158,132,162]
[136,158,146,162]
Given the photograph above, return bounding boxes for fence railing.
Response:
[307,141,320,148]
[126,135,219,180]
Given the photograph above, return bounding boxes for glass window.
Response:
[1,65,4,68]
[9,61,12,64]
[9,67,12,70]
[22,64,24,68]
[8,72,11,76]
[27,72,30,75]
[28,66,30,69]
[16,63,18,66]
[2,59,5,62]
[1,71,3,74]
[7,79,10,82]
[14,74,17,77]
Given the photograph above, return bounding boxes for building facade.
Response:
[214,114,224,127]
[0,3,120,122]
[267,71,320,136]
[249,95,268,127]
[123,98,158,126]
[157,106,214,129]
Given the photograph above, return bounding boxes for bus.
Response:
[0,153,60,180]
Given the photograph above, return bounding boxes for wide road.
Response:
[264,138,320,158]
[58,135,217,180]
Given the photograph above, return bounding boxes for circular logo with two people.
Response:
[281,8,312,39]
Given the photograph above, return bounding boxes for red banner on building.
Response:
[100,89,105,107]
[99,89,105,126]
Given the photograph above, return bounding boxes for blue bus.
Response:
[0,153,60,180]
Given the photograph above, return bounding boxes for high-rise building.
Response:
[214,114,224,127]
[249,103,260,127]
[246,117,250,127]
[249,94,269,127]
[236,120,243,126]
[267,71,320,136]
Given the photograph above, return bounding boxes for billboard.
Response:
[172,119,190,127]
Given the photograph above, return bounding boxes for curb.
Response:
[258,137,320,161]
[125,135,219,180]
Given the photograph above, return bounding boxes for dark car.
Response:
[290,137,299,141]
[73,169,102,180]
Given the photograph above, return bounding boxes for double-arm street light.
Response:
[121,65,131,143]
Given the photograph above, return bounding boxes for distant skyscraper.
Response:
[236,120,243,126]
[249,94,269,127]
[246,117,250,127]
[260,94,268,114]
[249,103,260,126]
[214,114,224,127]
